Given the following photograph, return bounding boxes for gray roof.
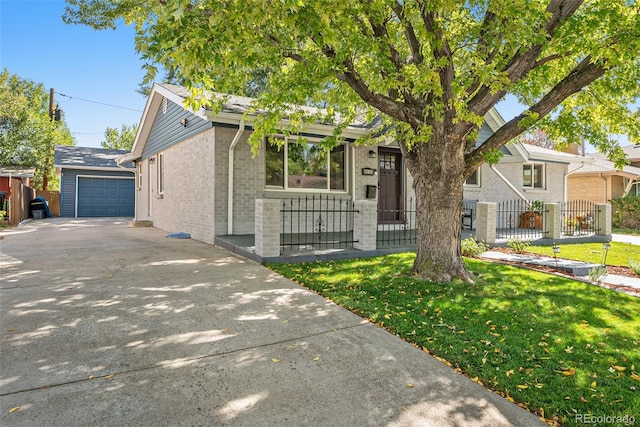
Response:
[0,166,35,177]
[569,156,640,177]
[622,144,640,160]
[54,146,135,170]
[158,83,375,129]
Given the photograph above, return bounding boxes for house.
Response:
[54,146,135,218]
[119,83,590,249]
[567,145,640,203]
[0,166,35,214]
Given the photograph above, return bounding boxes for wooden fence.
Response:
[6,180,61,226]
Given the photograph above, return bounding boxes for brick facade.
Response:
[136,128,217,244]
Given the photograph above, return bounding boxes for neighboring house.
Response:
[0,166,35,209]
[567,146,640,203]
[119,83,589,244]
[54,146,135,218]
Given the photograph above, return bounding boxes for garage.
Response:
[54,146,136,218]
[77,177,135,217]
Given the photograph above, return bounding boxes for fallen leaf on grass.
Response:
[630,373,640,381]
[555,368,576,376]
[8,406,19,414]
[611,365,626,371]
[517,384,529,389]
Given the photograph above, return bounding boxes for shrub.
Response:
[507,238,531,254]
[461,236,489,258]
[630,258,640,276]
[611,195,640,229]
[588,266,607,284]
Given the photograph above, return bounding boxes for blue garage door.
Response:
[77,177,135,217]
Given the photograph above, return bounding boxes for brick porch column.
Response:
[255,198,281,258]
[353,200,377,251]
[596,203,611,236]
[475,202,496,244]
[544,203,562,240]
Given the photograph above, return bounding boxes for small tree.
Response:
[100,124,138,151]
[0,69,75,190]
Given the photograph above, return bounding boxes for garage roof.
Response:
[54,146,135,171]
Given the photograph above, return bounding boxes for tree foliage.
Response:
[101,123,138,151]
[63,0,640,281]
[0,69,75,190]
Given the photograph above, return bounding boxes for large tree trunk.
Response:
[400,129,473,283]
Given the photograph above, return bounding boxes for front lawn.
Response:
[268,255,640,427]
[524,242,639,268]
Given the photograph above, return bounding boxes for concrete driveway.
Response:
[0,218,543,426]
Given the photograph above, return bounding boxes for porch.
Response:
[215,196,611,264]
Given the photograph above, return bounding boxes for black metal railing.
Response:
[561,200,599,236]
[377,197,417,247]
[462,199,477,230]
[496,199,548,240]
[280,195,358,253]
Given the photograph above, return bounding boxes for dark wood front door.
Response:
[378,149,403,223]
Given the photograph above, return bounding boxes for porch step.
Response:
[481,251,601,276]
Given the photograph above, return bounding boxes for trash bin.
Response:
[30,198,46,219]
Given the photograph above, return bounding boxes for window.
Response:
[523,163,544,189]
[465,168,480,187]
[137,163,142,189]
[265,137,346,191]
[157,153,164,194]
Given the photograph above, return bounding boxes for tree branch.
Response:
[468,0,585,116]
[391,1,423,65]
[464,56,607,174]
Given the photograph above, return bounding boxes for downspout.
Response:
[490,164,528,201]
[116,155,138,221]
[228,120,245,235]
[564,162,587,203]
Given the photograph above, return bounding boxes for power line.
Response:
[58,93,143,112]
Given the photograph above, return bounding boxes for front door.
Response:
[378,149,403,223]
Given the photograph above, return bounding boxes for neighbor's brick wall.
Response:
[152,128,216,244]
[567,175,607,203]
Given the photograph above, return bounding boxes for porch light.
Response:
[369,150,377,159]
[552,244,560,269]
[602,242,611,266]
[180,118,188,127]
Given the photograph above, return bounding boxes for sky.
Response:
[1,0,146,148]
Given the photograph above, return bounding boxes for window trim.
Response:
[464,167,481,187]
[157,153,165,195]
[136,162,143,190]
[264,135,348,193]
[522,162,545,189]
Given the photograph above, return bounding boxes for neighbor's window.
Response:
[157,153,165,194]
[523,163,544,189]
[265,137,346,191]
[465,168,480,187]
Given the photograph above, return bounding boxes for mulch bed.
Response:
[483,248,639,297]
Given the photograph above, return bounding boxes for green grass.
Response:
[525,242,639,268]
[268,255,640,427]
[613,227,640,236]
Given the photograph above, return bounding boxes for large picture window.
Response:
[265,137,346,191]
[523,163,544,189]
